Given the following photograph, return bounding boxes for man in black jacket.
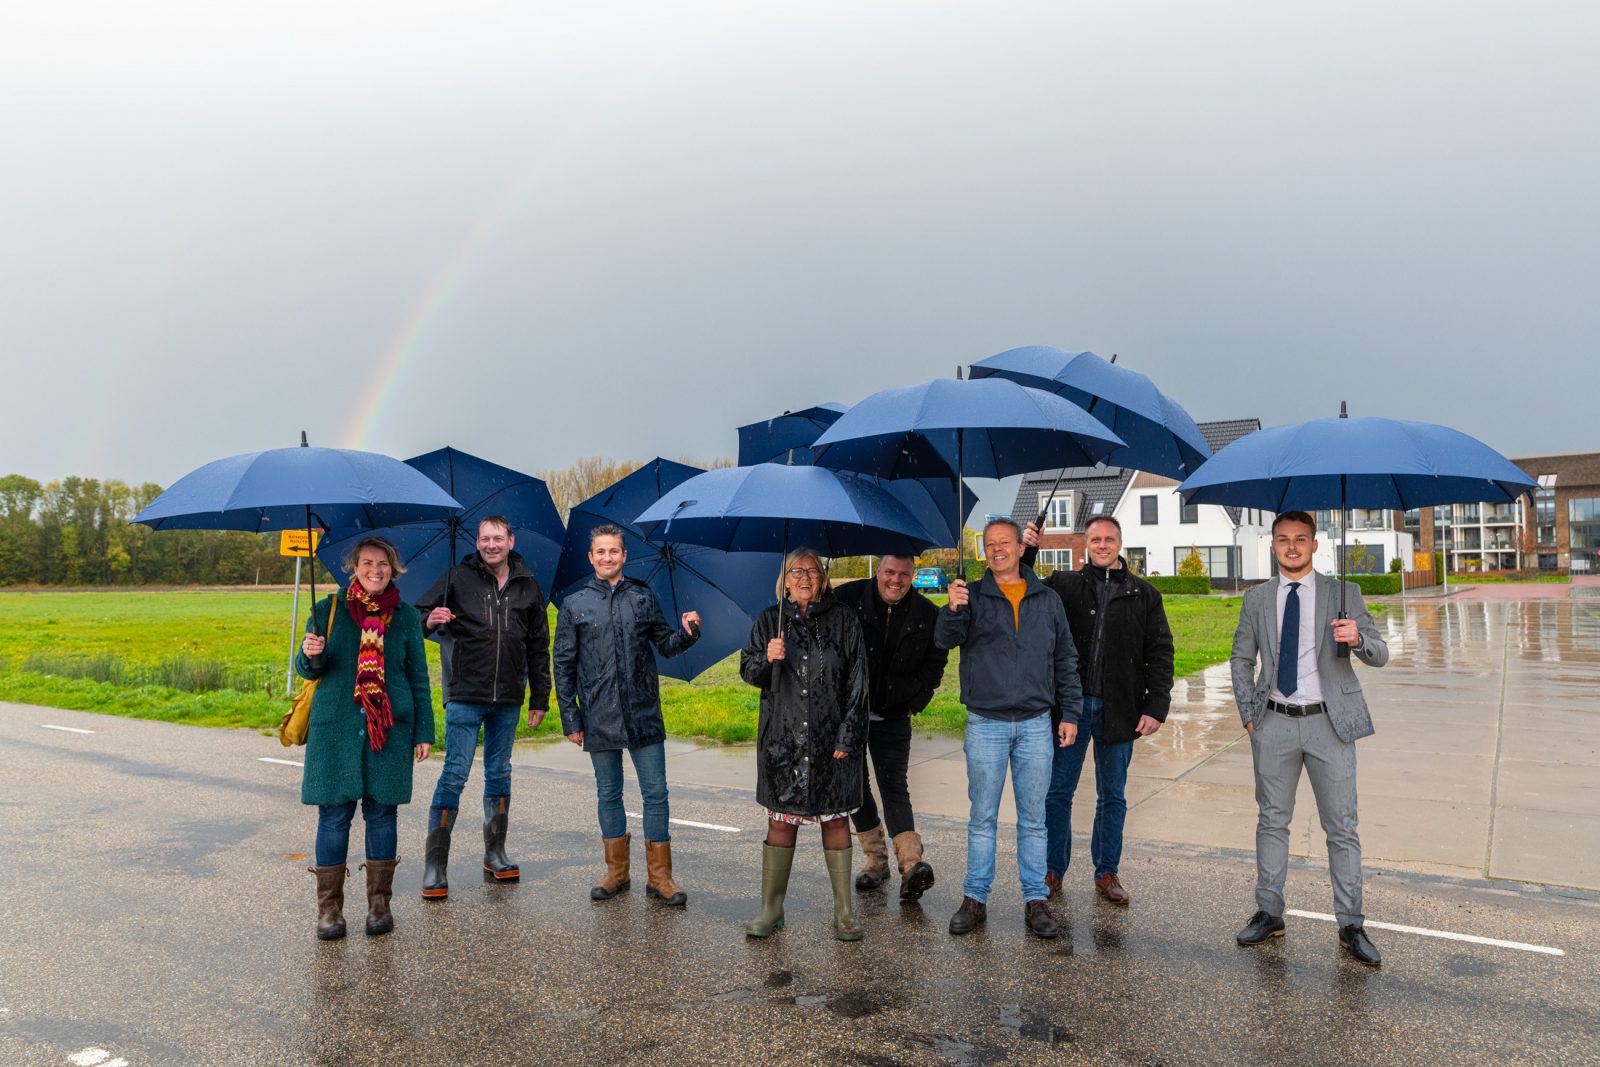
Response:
[835,555,950,901]
[413,516,551,900]
[553,525,700,907]
[1024,514,1174,906]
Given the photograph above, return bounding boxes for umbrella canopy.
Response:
[969,346,1211,481]
[633,464,942,559]
[550,458,781,682]
[1177,415,1536,511]
[316,446,564,602]
[736,403,848,466]
[810,377,1124,481]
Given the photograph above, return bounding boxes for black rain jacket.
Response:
[415,551,551,710]
[833,579,948,719]
[740,593,868,816]
[552,576,698,752]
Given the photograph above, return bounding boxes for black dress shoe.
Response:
[1236,910,1286,945]
[949,896,987,935]
[1340,925,1382,967]
[1024,900,1059,939]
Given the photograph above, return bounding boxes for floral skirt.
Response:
[764,807,858,825]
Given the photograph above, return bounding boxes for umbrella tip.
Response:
[956,364,965,380]
[1109,352,1118,364]
[300,430,309,446]
[1339,401,1348,419]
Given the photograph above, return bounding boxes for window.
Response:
[1570,497,1600,572]
[1173,546,1239,578]
[1536,480,1557,546]
[1180,501,1199,524]
[1036,548,1073,572]
[1125,547,1147,575]
[1140,496,1158,524]
[1040,495,1074,531]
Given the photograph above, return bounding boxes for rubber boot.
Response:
[892,830,936,901]
[743,845,794,938]
[825,848,864,941]
[645,839,687,907]
[482,795,520,882]
[853,824,890,891]
[363,858,399,936]
[421,806,455,900]
[591,833,632,901]
[310,865,347,941]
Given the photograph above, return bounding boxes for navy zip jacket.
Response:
[552,575,698,752]
[934,566,1082,726]
[414,551,550,710]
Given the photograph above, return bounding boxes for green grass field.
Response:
[0,589,1245,747]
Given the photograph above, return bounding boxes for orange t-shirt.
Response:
[999,581,1026,632]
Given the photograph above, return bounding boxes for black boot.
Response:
[483,795,520,882]
[422,806,456,900]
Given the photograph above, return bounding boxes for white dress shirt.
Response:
[1270,571,1322,704]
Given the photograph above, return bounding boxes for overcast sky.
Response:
[3,1,1595,492]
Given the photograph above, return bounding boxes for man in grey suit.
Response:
[1230,510,1389,966]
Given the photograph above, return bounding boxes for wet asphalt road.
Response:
[2,703,1597,1067]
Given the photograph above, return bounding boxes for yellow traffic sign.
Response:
[279,530,322,557]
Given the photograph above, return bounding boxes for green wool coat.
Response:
[293,592,436,807]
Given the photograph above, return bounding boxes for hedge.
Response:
[1146,575,1211,595]
[1337,573,1400,595]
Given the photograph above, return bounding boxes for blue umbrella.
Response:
[1178,403,1537,650]
[316,446,564,604]
[550,458,782,682]
[133,433,462,634]
[737,403,848,466]
[969,346,1212,523]
[810,375,1125,571]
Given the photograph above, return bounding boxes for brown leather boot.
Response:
[853,825,890,891]
[891,830,935,901]
[363,858,399,936]
[1096,872,1130,905]
[309,865,347,941]
[645,839,687,907]
[591,833,631,901]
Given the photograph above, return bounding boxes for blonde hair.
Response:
[777,548,830,600]
[343,536,406,576]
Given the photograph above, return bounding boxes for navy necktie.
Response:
[1277,581,1301,698]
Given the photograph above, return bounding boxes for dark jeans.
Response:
[1045,696,1134,880]
[590,742,670,842]
[315,798,397,867]
[431,701,520,810]
[851,717,915,838]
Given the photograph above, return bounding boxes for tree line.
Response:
[0,456,734,587]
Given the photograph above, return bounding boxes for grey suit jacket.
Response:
[1230,572,1389,743]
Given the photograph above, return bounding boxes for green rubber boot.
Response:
[743,844,794,938]
[825,848,864,941]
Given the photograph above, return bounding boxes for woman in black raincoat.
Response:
[739,549,868,941]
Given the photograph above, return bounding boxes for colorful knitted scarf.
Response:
[345,579,400,753]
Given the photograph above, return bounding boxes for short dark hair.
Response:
[878,553,916,566]
[982,518,1022,544]
[589,524,626,548]
[1084,514,1122,535]
[1272,510,1316,535]
[478,515,514,536]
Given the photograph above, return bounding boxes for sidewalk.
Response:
[515,593,1600,891]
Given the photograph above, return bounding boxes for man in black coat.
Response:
[835,555,950,901]
[414,516,551,899]
[1024,514,1174,906]
[553,525,700,907]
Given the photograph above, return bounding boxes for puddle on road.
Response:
[700,973,900,1019]
[995,1002,1072,1044]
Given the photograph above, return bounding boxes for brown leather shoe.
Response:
[948,896,987,935]
[1095,873,1130,905]
[645,839,687,907]
[1024,899,1059,939]
[309,865,347,941]
[591,833,631,901]
[1044,871,1063,898]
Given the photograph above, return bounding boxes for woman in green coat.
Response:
[295,536,435,940]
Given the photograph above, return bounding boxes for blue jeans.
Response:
[1046,696,1134,880]
[962,712,1054,904]
[315,799,397,866]
[590,742,670,842]
[431,701,520,810]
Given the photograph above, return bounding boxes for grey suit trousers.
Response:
[1250,708,1363,926]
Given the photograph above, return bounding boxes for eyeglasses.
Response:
[787,567,822,578]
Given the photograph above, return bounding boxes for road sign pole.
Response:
[286,556,302,696]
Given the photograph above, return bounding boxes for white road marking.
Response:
[258,757,304,767]
[625,812,740,833]
[1286,909,1566,956]
[41,724,94,735]
[68,1050,128,1067]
